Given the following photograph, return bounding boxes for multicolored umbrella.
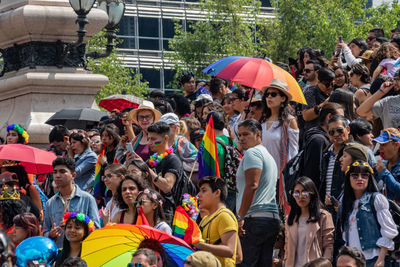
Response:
[99,94,144,112]
[81,224,194,267]
[0,144,57,174]
[202,56,307,105]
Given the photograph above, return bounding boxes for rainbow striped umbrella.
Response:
[202,56,307,105]
[81,224,193,267]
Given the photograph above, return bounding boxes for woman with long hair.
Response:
[112,176,144,224]
[135,189,171,234]
[329,88,358,121]
[230,87,250,145]
[332,67,357,93]
[349,64,371,105]
[67,130,97,192]
[285,177,334,267]
[55,212,95,266]
[339,160,397,267]
[5,124,29,144]
[11,212,41,247]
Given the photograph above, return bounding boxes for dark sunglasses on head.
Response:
[303,68,313,73]
[265,92,279,98]
[329,127,345,136]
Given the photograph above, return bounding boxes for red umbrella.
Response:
[0,144,57,174]
[99,94,144,112]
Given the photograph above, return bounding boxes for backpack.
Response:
[216,138,242,191]
[282,150,305,201]
[370,192,400,256]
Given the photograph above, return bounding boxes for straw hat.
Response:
[128,100,162,124]
[261,79,292,101]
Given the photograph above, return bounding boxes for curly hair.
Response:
[375,42,400,63]
[351,64,370,84]
[0,199,27,230]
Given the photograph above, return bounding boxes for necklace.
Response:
[148,148,173,167]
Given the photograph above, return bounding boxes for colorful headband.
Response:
[140,188,163,206]
[63,212,95,233]
[345,161,374,175]
[6,124,29,144]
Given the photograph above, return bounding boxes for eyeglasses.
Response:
[303,68,313,73]
[292,191,312,198]
[133,199,151,207]
[101,174,114,181]
[367,36,376,41]
[138,115,153,121]
[329,127,345,136]
[184,259,191,264]
[90,140,101,144]
[265,92,278,98]
[335,74,345,78]
[350,173,369,180]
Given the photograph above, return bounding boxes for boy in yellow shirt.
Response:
[194,176,238,267]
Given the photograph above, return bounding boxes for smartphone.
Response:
[126,142,134,153]
[338,36,343,43]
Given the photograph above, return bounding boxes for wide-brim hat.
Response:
[128,100,162,124]
[261,79,292,101]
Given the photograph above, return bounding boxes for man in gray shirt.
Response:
[236,119,280,267]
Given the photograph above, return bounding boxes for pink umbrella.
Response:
[0,144,57,174]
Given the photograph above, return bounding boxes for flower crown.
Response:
[6,124,29,144]
[345,161,374,175]
[139,188,163,206]
[63,212,95,233]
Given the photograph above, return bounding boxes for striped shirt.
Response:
[326,146,338,197]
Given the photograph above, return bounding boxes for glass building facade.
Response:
[117,0,274,91]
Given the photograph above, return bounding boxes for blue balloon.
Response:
[15,236,58,267]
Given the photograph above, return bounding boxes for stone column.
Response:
[0,0,109,145]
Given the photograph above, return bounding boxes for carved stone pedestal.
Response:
[0,0,109,145]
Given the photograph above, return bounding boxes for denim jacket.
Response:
[344,192,381,251]
[74,148,97,191]
[377,157,400,201]
[43,185,100,248]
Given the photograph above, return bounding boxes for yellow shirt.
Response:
[199,207,238,267]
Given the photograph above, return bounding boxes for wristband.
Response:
[379,88,385,95]
[313,105,321,115]
[237,215,244,222]
[154,174,160,183]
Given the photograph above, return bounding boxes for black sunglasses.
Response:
[329,127,345,136]
[303,68,313,73]
[265,92,279,98]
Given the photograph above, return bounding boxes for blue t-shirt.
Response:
[236,144,278,216]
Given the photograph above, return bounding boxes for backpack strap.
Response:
[199,209,237,244]
[369,192,380,230]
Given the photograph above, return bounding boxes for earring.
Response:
[280,103,285,108]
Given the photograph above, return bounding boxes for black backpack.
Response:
[370,192,400,258]
[282,150,305,201]
[216,138,242,191]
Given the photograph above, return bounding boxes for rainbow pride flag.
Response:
[172,206,202,244]
[197,115,220,179]
[93,147,105,200]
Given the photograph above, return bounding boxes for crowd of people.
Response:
[0,26,400,267]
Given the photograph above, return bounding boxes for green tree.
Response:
[168,0,266,81]
[261,0,400,61]
[86,31,149,103]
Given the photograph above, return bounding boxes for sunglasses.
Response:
[303,68,313,73]
[367,36,376,41]
[90,140,101,144]
[329,127,345,136]
[292,191,312,199]
[335,74,345,78]
[101,174,115,181]
[265,92,279,98]
[350,173,369,180]
[133,199,151,207]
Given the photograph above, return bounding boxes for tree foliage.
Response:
[168,0,266,80]
[169,0,400,75]
[86,31,149,103]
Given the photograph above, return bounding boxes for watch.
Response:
[237,215,244,222]
[313,105,321,115]
[154,173,160,183]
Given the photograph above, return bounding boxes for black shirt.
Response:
[302,85,329,131]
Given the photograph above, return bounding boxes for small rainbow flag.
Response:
[93,146,105,201]
[172,206,202,244]
[197,115,220,179]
